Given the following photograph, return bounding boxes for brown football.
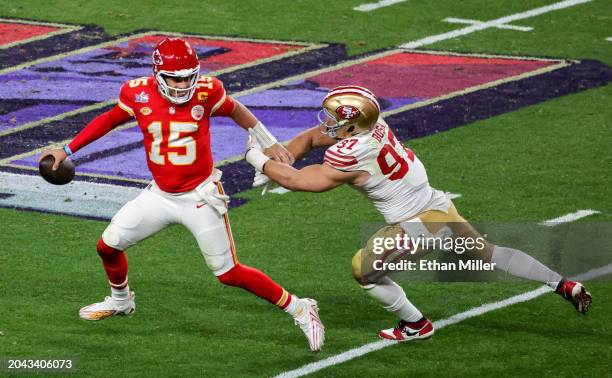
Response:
[39,155,75,185]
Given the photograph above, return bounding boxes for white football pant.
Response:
[101,173,237,276]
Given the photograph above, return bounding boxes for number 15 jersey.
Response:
[118,75,235,193]
[323,119,439,224]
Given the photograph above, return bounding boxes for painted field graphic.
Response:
[6,51,562,182]
[0,19,79,48]
[0,22,610,218]
[0,33,310,135]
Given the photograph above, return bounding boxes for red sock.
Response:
[218,264,292,308]
[96,239,128,289]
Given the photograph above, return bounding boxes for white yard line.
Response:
[606,37,612,42]
[276,208,604,377]
[399,0,591,49]
[443,17,533,32]
[539,209,600,226]
[354,0,408,12]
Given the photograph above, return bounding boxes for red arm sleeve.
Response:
[68,105,133,153]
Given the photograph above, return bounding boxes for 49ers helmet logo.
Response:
[336,105,360,120]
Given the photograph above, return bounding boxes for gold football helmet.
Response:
[318,85,380,139]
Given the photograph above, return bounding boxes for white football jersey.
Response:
[324,118,444,224]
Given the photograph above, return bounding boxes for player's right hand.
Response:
[39,148,67,171]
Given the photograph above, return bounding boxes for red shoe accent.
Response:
[555,279,592,314]
[556,280,576,299]
[379,318,434,341]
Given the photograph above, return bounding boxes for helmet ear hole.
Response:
[347,126,355,133]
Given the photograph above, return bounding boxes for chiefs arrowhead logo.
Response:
[152,49,163,65]
[336,105,360,120]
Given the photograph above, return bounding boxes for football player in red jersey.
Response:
[245,85,592,341]
[39,37,324,351]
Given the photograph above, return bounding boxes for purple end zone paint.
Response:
[0,24,111,70]
[1,30,610,214]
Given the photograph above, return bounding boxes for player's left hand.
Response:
[253,170,269,187]
[264,143,294,165]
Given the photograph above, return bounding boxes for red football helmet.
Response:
[152,37,200,104]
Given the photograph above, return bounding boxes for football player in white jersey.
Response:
[245,85,592,341]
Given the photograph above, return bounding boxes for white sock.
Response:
[363,277,423,322]
[491,246,562,289]
[283,295,300,317]
[111,285,130,301]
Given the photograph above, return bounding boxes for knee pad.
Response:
[102,200,148,250]
[194,225,236,275]
[102,224,130,251]
[352,249,365,282]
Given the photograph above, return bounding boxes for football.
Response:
[39,155,75,185]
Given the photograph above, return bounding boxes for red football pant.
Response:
[96,239,128,289]
[218,264,292,309]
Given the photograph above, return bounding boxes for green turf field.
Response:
[0,0,611,376]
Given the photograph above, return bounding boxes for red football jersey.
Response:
[117,75,235,193]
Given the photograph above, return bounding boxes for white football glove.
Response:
[247,133,271,195]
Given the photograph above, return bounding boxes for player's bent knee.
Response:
[205,251,234,275]
[195,224,235,275]
[217,264,245,287]
[101,224,131,251]
[96,239,121,256]
[351,249,364,281]
[352,249,378,285]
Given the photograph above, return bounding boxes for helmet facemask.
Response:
[318,86,381,140]
[155,67,200,105]
[317,108,355,139]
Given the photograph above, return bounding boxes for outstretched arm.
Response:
[286,126,337,161]
[38,105,132,170]
[246,147,360,192]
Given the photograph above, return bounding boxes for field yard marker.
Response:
[399,0,591,49]
[276,209,605,377]
[443,17,533,32]
[354,0,407,12]
[539,209,600,226]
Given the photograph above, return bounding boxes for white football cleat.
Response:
[79,291,136,321]
[293,298,325,352]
